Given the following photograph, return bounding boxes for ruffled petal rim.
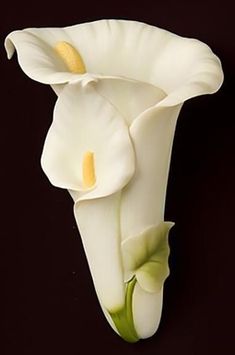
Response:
[5,19,223,103]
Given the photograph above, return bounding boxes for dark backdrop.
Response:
[1,1,234,354]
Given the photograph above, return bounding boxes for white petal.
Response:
[157,65,224,107]
[64,20,224,100]
[5,30,80,84]
[5,20,223,99]
[120,105,182,239]
[133,283,163,339]
[41,82,135,200]
[74,193,125,312]
[95,77,165,126]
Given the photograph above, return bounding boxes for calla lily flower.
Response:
[5,20,223,342]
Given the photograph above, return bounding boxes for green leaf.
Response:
[122,222,174,293]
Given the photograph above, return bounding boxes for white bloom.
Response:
[5,20,224,342]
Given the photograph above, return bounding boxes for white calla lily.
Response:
[5,19,223,96]
[5,19,223,343]
[41,81,135,201]
[41,81,135,313]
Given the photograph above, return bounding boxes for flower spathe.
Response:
[5,20,224,342]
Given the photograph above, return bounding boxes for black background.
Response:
[1,1,234,354]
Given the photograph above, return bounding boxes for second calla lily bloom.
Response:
[5,20,223,342]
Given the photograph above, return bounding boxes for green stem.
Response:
[109,277,139,343]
